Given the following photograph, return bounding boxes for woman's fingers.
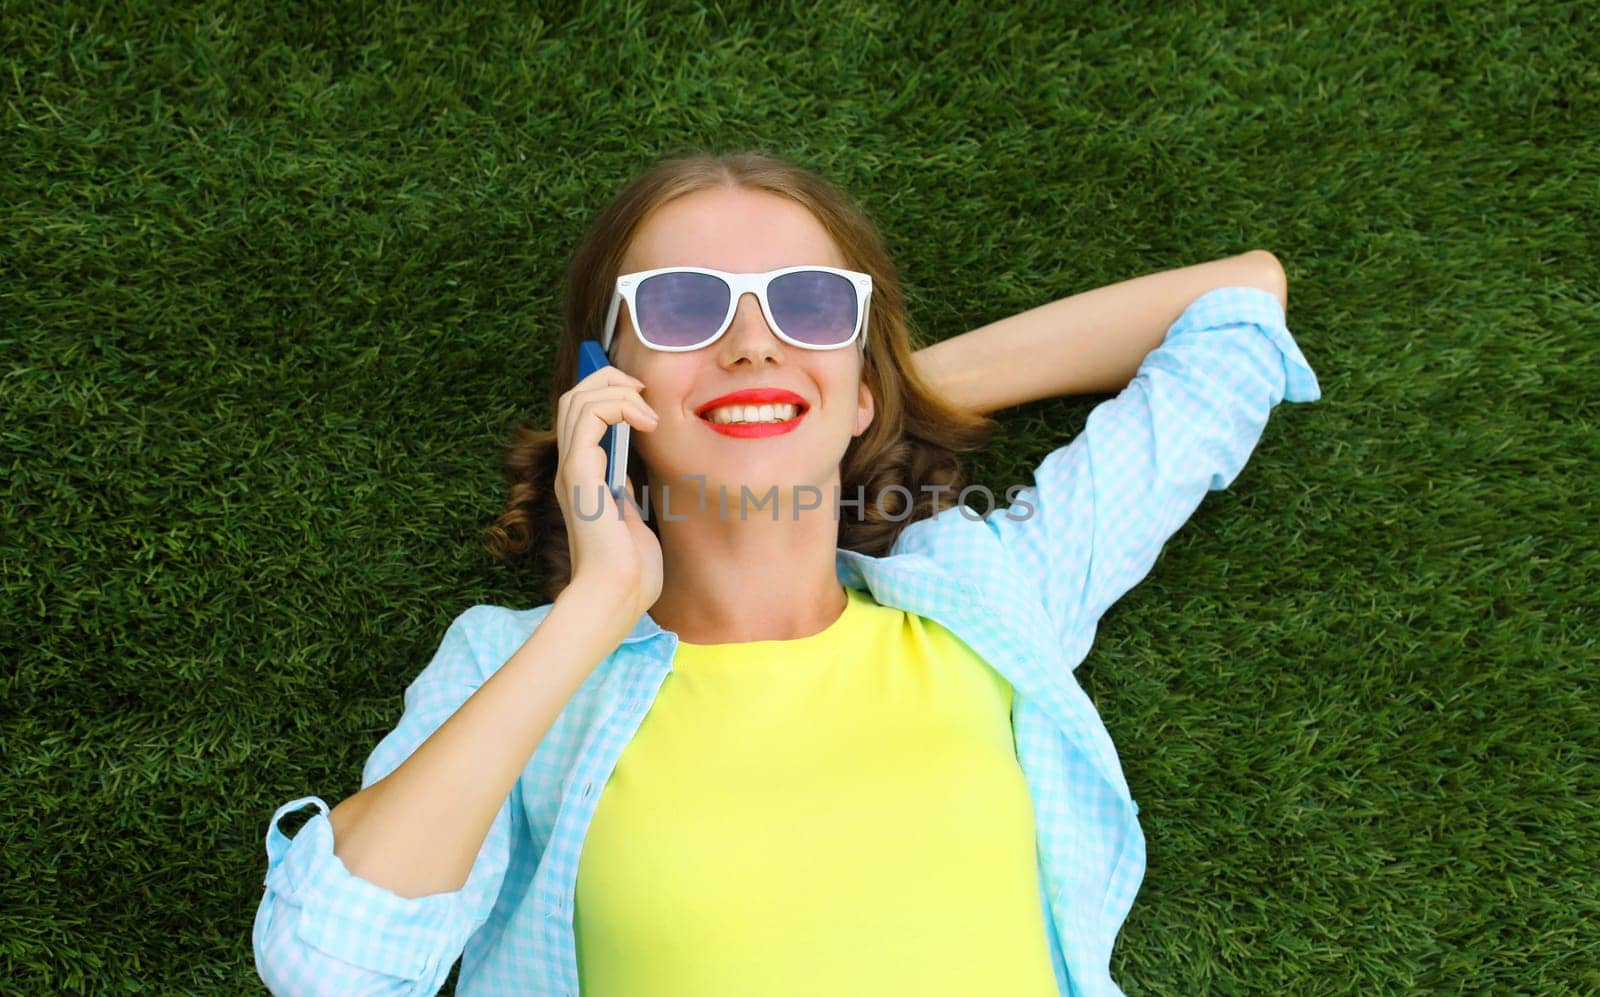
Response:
[578,389,657,433]
[557,382,657,463]
[557,368,647,432]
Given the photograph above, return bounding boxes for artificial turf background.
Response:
[3,2,1595,992]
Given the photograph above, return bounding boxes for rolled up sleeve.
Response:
[253,606,516,994]
[989,286,1322,664]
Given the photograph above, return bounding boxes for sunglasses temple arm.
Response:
[600,291,622,354]
[860,286,872,351]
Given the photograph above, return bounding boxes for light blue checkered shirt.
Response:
[254,286,1320,996]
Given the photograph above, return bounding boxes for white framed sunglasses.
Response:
[600,265,872,354]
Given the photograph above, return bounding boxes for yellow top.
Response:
[574,585,1057,995]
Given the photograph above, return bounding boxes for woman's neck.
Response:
[647,498,849,645]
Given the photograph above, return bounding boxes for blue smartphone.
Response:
[577,340,631,497]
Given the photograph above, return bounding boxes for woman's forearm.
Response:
[912,250,1287,414]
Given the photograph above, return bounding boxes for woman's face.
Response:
[608,187,875,506]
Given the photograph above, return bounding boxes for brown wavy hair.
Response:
[482,151,998,603]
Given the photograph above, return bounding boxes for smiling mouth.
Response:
[699,403,808,426]
[698,405,807,438]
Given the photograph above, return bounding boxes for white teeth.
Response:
[706,403,799,424]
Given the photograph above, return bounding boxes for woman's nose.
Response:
[718,292,782,366]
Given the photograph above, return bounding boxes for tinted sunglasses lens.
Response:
[636,271,730,348]
[769,270,858,347]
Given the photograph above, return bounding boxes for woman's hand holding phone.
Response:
[554,364,663,625]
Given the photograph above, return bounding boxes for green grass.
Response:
[4,1,1596,992]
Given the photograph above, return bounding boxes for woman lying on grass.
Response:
[254,150,1320,996]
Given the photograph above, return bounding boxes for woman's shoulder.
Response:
[434,600,559,674]
[887,496,1012,565]
[834,502,1016,605]
[465,599,557,633]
